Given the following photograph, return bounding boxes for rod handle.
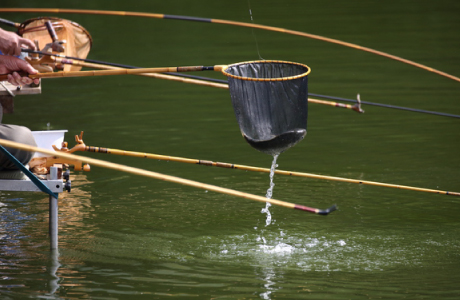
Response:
[0,71,32,81]
[45,20,59,42]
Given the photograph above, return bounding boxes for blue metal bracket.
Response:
[0,144,58,198]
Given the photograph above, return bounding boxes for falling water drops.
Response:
[261,154,279,227]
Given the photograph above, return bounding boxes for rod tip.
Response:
[317,204,337,215]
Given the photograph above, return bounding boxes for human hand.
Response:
[0,28,35,56]
[0,55,40,86]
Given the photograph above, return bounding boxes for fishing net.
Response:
[18,17,93,71]
[222,60,310,155]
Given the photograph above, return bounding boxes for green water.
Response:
[1,0,459,299]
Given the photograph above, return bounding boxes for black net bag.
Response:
[222,60,310,155]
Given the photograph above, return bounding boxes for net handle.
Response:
[0,64,226,81]
[0,60,309,81]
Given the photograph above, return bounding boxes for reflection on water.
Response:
[47,250,60,296]
[257,267,278,300]
[57,174,96,243]
[0,174,94,297]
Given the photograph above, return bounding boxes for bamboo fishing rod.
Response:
[1,8,459,83]
[0,138,337,215]
[64,134,460,197]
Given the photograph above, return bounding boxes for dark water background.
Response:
[1,0,459,299]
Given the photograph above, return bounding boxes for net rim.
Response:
[222,60,311,82]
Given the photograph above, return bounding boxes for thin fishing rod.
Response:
[22,49,139,67]
[2,8,459,83]
[164,72,227,84]
[308,97,363,113]
[63,135,460,197]
[0,138,337,215]
[310,93,460,119]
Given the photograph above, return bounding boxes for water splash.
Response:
[207,231,428,272]
[261,154,279,227]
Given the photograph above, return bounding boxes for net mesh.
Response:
[223,61,310,155]
[19,17,92,71]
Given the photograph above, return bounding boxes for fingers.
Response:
[3,38,35,56]
[0,29,35,56]
[18,37,36,53]
[17,59,38,75]
[5,60,39,87]
[0,51,40,86]
[9,47,20,56]
[7,72,28,86]
[10,38,34,56]
[7,72,39,86]
[4,41,18,56]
